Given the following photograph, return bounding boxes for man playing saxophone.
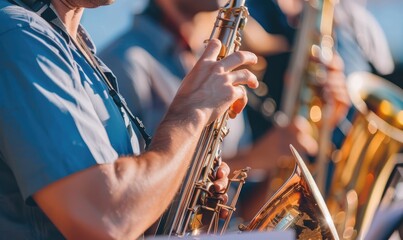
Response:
[99,0,350,232]
[0,0,259,239]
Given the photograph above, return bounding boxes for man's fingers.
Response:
[201,39,258,72]
[227,68,259,88]
[219,51,258,72]
[201,39,223,61]
[226,69,258,118]
[214,162,230,192]
[216,162,230,179]
[219,194,229,219]
[214,161,230,220]
[228,86,248,118]
[214,176,229,193]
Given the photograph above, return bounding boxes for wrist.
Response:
[163,97,208,133]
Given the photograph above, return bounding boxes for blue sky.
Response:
[81,0,148,51]
[367,0,403,64]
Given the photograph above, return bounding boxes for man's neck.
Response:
[51,0,83,40]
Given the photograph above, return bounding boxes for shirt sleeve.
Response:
[0,21,118,202]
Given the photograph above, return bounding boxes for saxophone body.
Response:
[156,0,249,237]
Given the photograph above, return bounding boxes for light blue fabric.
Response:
[0,1,140,238]
[100,15,185,136]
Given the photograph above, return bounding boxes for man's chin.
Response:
[86,0,115,8]
[104,0,115,6]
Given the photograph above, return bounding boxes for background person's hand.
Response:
[321,53,351,128]
[245,115,318,173]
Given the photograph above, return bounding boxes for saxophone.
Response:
[156,0,249,237]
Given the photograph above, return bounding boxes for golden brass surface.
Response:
[241,145,340,240]
[326,72,403,239]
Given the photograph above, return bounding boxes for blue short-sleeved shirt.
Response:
[0,1,140,238]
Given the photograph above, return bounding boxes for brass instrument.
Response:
[326,72,403,240]
[240,145,340,240]
[156,0,249,237]
[274,0,338,193]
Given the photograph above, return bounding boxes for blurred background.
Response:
[82,0,403,87]
[82,0,148,51]
[80,0,403,238]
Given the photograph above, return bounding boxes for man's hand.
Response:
[213,161,230,219]
[168,39,259,125]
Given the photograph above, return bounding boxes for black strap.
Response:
[109,89,152,146]
[74,34,152,148]
[8,0,152,148]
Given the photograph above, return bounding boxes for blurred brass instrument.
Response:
[240,145,340,240]
[274,0,338,193]
[326,72,403,239]
[236,1,342,238]
[156,0,249,237]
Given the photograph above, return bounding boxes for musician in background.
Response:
[100,0,252,159]
[233,0,394,220]
[245,0,393,142]
[0,0,259,238]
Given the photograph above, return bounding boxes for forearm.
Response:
[108,107,208,237]
[127,108,207,226]
[33,108,207,239]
